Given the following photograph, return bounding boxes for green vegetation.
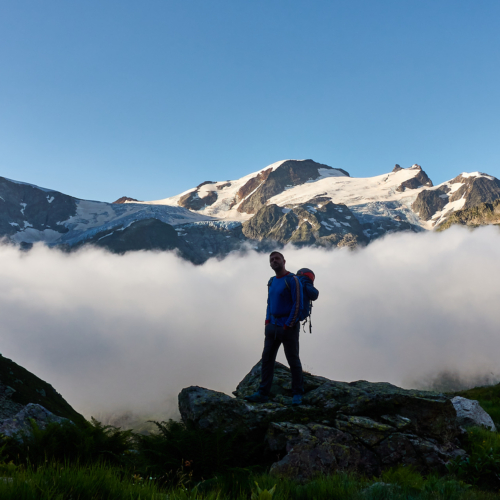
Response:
[0,387,500,499]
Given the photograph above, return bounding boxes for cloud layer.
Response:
[1,226,499,421]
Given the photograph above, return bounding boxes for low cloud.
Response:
[1,226,499,423]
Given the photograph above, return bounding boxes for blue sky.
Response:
[0,1,499,202]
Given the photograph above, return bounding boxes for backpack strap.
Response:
[289,275,301,326]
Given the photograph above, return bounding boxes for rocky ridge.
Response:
[179,361,467,480]
[435,198,500,231]
[3,159,500,262]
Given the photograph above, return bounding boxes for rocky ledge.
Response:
[179,362,467,480]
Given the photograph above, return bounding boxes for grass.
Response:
[0,464,499,500]
[0,385,500,499]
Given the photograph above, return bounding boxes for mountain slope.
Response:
[435,198,500,231]
[2,159,500,262]
[0,176,214,248]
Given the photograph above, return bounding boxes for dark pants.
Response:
[258,322,304,396]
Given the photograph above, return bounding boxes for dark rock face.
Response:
[412,189,449,221]
[0,403,69,440]
[83,218,258,265]
[179,361,464,478]
[393,164,402,172]
[230,168,273,209]
[0,354,85,424]
[172,221,254,265]
[238,160,349,215]
[113,197,140,204]
[448,175,500,210]
[179,187,218,211]
[88,218,179,254]
[0,177,77,239]
[436,198,500,231]
[242,202,367,249]
[396,166,433,192]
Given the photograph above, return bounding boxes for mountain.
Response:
[2,159,500,262]
[435,198,500,231]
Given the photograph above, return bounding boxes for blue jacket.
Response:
[266,272,303,327]
[298,275,319,302]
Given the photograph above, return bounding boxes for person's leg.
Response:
[258,323,282,396]
[283,323,303,396]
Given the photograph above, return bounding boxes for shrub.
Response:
[447,427,500,491]
[135,420,272,485]
[1,417,135,467]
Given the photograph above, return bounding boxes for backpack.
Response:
[267,272,316,333]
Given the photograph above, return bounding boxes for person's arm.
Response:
[285,276,303,328]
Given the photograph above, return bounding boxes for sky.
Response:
[1,1,499,203]
[1,226,499,421]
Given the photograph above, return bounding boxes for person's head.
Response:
[269,251,286,274]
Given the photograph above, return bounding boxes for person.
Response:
[245,251,305,405]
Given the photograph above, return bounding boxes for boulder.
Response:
[0,403,69,440]
[179,361,465,477]
[451,396,497,432]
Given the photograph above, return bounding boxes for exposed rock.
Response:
[84,218,262,265]
[448,175,500,210]
[238,160,349,214]
[352,201,423,240]
[396,167,433,192]
[231,168,273,208]
[0,383,23,420]
[0,354,85,424]
[451,396,497,432]
[0,176,77,239]
[241,202,367,249]
[0,403,69,440]
[113,197,140,204]
[196,181,217,189]
[392,164,402,172]
[412,189,449,221]
[179,361,464,477]
[178,188,218,211]
[436,198,500,231]
[86,218,179,254]
[268,422,380,479]
[172,221,258,265]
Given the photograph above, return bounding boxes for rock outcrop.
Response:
[237,160,349,215]
[412,189,450,221]
[396,165,433,192]
[0,403,69,439]
[436,198,500,231]
[179,362,466,479]
[0,354,85,425]
[447,174,500,210]
[179,181,219,211]
[241,201,367,249]
[0,176,77,239]
[113,196,140,204]
[451,396,497,432]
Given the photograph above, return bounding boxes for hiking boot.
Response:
[292,394,303,406]
[244,391,269,403]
